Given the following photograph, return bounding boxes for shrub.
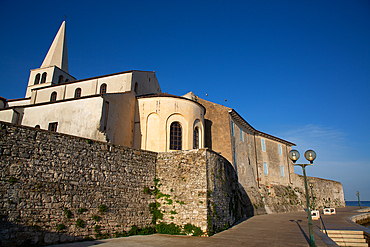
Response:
[94,225,101,233]
[76,219,84,228]
[155,222,184,235]
[63,208,72,219]
[98,204,107,213]
[183,223,203,236]
[57,224,66,231]
[92,215,100,222]
[78,208,88,214]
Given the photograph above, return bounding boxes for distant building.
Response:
[0,21,296,190]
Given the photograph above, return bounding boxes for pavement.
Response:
[50,206,369,247]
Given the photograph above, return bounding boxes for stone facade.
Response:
[0,121,156,246]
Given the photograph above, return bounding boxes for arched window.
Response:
[34,74,40,85]
[41,72,47,83]
[74,88,81,98]
[170,122,182,150]
[50,91,57,102]
[134,82,138,94]
[35,125,40,129]
[100,83,107,94]
[193,127,199,149]
[58,75,64,84]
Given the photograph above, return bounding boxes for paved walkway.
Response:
[51,206,369,247]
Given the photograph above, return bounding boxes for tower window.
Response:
[74,88,81,98]
[41,72,47,83]
[193,127,199,149]
[100,83,107,94]
[48,122,58,132]
[34,74,40,85]
[50,92,57,102]
[170,122,182,150]
[58,75,64,84]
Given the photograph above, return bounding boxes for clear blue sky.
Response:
[0,0,369,201]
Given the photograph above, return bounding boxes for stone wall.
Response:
[0,121,346,245]
[155,149,252,235]
[293,174,346,209]
[0,121,156,246]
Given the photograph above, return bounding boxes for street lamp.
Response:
[356,191,362,209]
[309,183,315,211]
[289,149,317,247]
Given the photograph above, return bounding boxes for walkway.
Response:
[51,206,369,247]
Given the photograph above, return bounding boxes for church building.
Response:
[0,21,296,190]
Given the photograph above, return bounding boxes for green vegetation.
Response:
[98,204,108,213]
[63,208,72,219]
[155,222,183,235]
[8,177,17,185]
[143,187,150,194]
[149,202,163,224]
[78,208,88,214]
[76,219,84,228]
[92,215,100,222]
[57,224,66,231]
[94,225,101,233]
[183,223,203,236]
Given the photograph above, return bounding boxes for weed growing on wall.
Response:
[63,208,72,219]
[76,219,84,228]
[98,204,108,213]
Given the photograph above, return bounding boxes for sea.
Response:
[345,201,370,228]
[345,200,370,207]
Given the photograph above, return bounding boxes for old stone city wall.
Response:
[0,122,157,246]
[0,121,346,246]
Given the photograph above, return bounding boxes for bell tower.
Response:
[25,21,75,98]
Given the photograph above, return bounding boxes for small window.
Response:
[58,75,64,84]
[34,74,40,85]
[48,122,58,132]
[134,82,138,94]
[35,125,40,129]
[240,129,244,142]
[104,102,109,132]
[281,166,284,177]
[233,151,236,166]
[264,162,268,175]
[74,88,81,98]
[65,79,69,82]
[261,139,266,151]
[41,72,47,83]
[170,122,182,150]
[193,127,199,149]
[231,121,234,136]
[100,83,107,94]
[50,91,57,102]
[279,144,282,156]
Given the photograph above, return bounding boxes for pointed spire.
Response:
[41,21,69,73]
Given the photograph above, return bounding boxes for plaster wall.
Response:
[197,98,233,162]
[19,97,107,142]
[0,109,15,123]
[131,71,161,95]
[254,135,293,187]
[31,73,133,104]
[137,96,205,152]
[102,93,136,147]
[6,99,31,107]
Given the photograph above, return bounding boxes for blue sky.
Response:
[0,0,369,200]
